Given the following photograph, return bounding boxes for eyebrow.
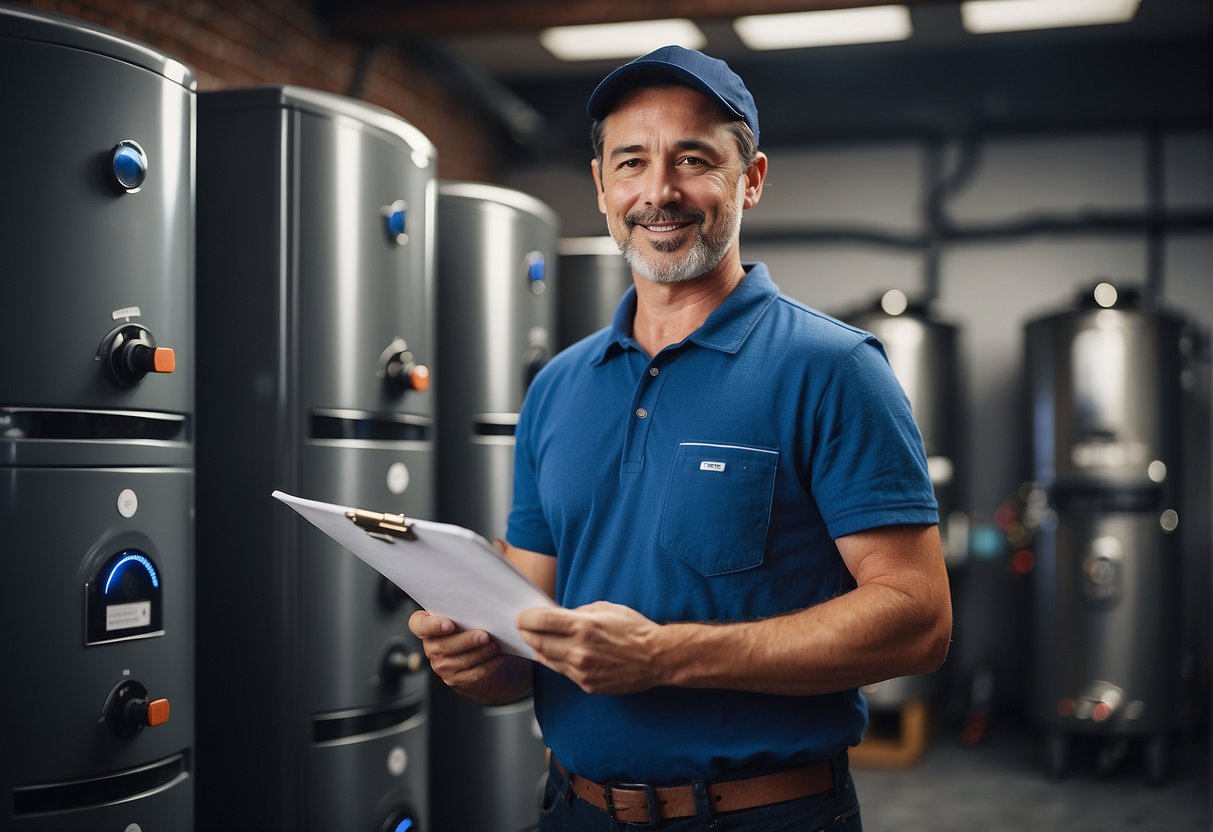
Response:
[607,138,719,159]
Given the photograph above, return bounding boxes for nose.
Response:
[642,163,680,207]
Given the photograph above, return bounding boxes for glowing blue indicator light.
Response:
[527,253,545,283]
[384,200,408,245]
[104,552,160,594]
[110,141,148,192]
[393,819,415,832]
[388,208,406,237]
[525,251,546,295]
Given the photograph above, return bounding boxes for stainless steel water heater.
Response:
[195,87,436,830]
[432,182,558,832]
[1027,283,1185,782]
[0,7,196,829]
[556,236,632,350]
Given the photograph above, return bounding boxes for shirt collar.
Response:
[591,262,778,366]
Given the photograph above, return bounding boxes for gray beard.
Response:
[614,198,742,285]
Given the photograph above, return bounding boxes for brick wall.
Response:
[11,0,499,181]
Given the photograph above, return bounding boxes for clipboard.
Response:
[272,490,555,659]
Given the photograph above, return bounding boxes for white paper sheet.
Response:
[272,490,555,659]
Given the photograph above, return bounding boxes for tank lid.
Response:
[439,180,558,227]
[199,86,437,163]
[0,5,194,89]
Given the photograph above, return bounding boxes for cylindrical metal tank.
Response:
[0,7,196,830]
[556,236,632,350]
[432,182,558,832]
[839,293,963,717]
[195,87,436,831]
[1026,283,1186,782]
[1027,286,1184,496]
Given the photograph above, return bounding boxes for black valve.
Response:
[102,679,170,738]
[376,635,424,691]
[522,344,549,393]
[97,323,175,387]
[379,338,430,395]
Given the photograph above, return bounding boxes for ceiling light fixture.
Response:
[539,19,706,61]
[734,5,912,50]
[961,0,1141,34]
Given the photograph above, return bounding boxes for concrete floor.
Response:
[851,725,1210,831]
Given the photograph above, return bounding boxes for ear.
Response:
[591,159,607,215]
[742,152,768,210]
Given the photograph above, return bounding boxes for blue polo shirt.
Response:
[507,262,937,783]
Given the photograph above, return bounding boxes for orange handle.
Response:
[145,698,170,727]
[152,347,175,374]
[409,364,430,392]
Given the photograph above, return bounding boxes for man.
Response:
[410,45,952,831]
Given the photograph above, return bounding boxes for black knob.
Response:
[522,344,549,393]
[103,679,170,738]
[97,324,175,387]
[377,635,424,690]
[379,338,430,395]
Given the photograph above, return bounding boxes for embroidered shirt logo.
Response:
[699,461,726,472]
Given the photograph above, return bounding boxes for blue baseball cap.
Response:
[586,45,760,146]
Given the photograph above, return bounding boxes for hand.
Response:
[408,609,504,695]
[516,601,667,695]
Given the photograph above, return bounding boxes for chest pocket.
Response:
[660,443,778,576]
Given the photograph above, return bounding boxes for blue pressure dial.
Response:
[104,551,160,594]
[384,200,408,245]
[525,251,546,295]
[109,140,148,192]
[86,547,164,645]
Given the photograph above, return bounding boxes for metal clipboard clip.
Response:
[345,508,417,543]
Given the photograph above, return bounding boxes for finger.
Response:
[443,654,508,690]
[516,606,579,635]
[520,629,575,668]
[427,628,493,658]
[408,609,455,638]
[431,640,502,682]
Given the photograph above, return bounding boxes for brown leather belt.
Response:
[553,757,835,825]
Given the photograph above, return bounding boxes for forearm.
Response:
[658,582,951,696]
[516,526,952,697]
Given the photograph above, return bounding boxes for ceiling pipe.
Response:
[401,41,551,152]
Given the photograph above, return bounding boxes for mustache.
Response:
[624,207,705,229]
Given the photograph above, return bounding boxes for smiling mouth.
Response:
[626,208,704,236]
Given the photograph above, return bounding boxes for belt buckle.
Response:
[604,781,660,827]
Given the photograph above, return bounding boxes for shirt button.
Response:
[635,407,648,419]
[649,367,660,377]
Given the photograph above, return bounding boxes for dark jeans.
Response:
[538,755,863,832]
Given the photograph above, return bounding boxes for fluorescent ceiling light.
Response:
[540,19,705,61]
[734,5,912,50]
[961,0,1141,33]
